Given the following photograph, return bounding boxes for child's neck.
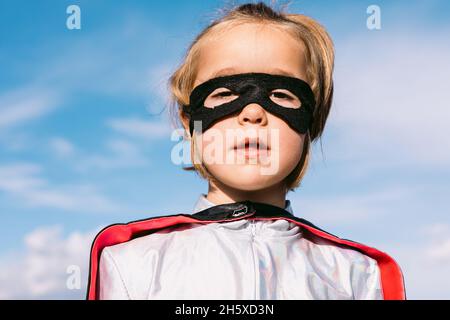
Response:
[206,180,287,209]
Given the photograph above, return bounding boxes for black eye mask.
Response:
[182,72,315,136]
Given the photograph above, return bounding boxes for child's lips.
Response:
[232,144,271,160]
[229,137,271,161]
[234,146,270,159]
[232,137,270,152]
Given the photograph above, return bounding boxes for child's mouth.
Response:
[232,138,271,160]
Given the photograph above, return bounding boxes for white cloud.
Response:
[422,223,450,263]
[384,223,450,299]
[74,138,150,171]
[0,162,123,214]
[46,134,152,172]
[426,239,450,262]
[107,116,172,140]
[0,87,59,130]
[0,225,98,299]
[49,137,76,157]
[291,184,415,226]
[422,223,450,238]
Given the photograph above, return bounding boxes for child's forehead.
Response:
[202,22,305,52]
[195,24,307,87]
[194,67,303,87]
[199,24,305,62]
[212,67,298,79]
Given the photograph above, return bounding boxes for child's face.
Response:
[193,23,308,191]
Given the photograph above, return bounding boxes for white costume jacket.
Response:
[87,195,405,300]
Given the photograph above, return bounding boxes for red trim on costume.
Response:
[86,215,406,300]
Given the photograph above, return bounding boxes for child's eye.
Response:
[270,90,301,109]
[213,90,235,98]
[270,91,293,100]
[204,88,239,108]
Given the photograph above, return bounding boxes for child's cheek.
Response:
[273,120,305,172]
[280,130,304,167]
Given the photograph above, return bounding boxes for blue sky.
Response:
[1,0,449,299]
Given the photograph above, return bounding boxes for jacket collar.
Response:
[191,194,295,221]
[193,193,294,214]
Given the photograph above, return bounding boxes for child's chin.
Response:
[212,168,282,191]
[228,178,280,192]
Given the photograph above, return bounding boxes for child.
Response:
[87,2,405,300]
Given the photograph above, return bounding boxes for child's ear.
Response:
[179,109,191,138]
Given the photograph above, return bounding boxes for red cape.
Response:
[86,213,406,300]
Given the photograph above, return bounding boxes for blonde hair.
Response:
[168,1,334,192]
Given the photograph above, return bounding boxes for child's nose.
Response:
[237,103,268,127]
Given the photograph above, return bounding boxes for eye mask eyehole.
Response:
[269,89,302,109]
[204,88,240,109]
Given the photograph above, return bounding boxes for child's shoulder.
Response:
[293,217,406,299]
[302,230,381,274]
[103,219,207,257]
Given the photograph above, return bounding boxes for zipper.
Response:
[251,219,256,238]
[249,219,258,299]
